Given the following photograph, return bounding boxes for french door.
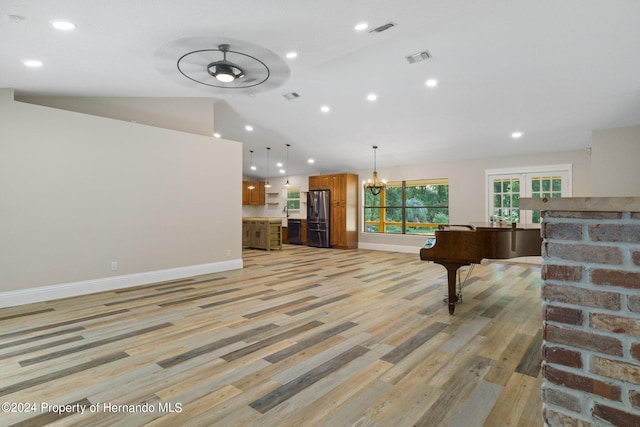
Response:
[486,165,572,224]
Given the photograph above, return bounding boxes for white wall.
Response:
[0,89,242,305]
[16,95,218,137]
[242,148,591,254]
[242,174,309,221]
[592,125,640,196]
[358,149,592,252]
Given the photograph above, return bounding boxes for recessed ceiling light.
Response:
[245,125,253,131]
[51,20,75,31]
[511,131,524,139]
[425,79,438,88]
[308,158,315,164]
[355,22,368,31]
[320,105,330,113]
[367,93,378,102]
[250,165,257,170]
[279,169,285,174]
[213,132,221,138]
[276,162,283,167]
[23,59,43,68]
[286,51,298,59]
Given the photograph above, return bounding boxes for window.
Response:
[492,177,521,223]
[486,164,571,224]
[284,187,300,211]
[364,179,449,235]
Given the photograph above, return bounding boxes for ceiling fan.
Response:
[207,44,245,83]
[154,37,290,94]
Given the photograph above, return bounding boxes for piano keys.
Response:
[420,222,542,314]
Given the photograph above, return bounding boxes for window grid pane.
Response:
[286,187,301,211]
[364,179,449,235]
[492,178,520,223]
[530,176,562,223]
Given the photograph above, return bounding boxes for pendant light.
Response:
[284,144,291,187]
[249,150,257,171]
[265,147,272,188]
[364,145,386,196]
[247,150,255,190]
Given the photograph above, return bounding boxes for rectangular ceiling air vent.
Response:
[283,92,300,100]
[369,22,396,33]
[406,50,432,64]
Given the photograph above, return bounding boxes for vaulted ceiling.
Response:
[2,0,639,179]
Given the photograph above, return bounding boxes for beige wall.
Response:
[358,149,592,251]
[592,125,640,196]
[242,148,592,253]
[0,89,242,297]
[16,95,218,137]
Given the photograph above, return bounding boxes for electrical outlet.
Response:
[111,261,118,271]
[226,249,231,257]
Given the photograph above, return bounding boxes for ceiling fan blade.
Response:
[153,36,290,94]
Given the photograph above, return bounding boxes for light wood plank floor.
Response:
[0,246,543,426]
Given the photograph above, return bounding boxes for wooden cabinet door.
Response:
[242,182,249,205]
[255,221,268,247]
[309,175,330,190]
[256,182,265,205]
[330,203,346,246]
[242,220,252,246]
[329,174,346,246]
[308,175,319,190]
[245,182,265,205]
[330,174,346,203]
[249,183,258,205]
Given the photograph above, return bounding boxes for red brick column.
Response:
[541,210,640,426]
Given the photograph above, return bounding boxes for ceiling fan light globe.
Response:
[215,71,235,82]
[207,61,245,82]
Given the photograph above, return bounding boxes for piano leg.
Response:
[440,262,469,315]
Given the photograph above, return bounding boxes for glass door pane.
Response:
[527,173,569,223]
[489,176,521,223]
[487,165,571,224]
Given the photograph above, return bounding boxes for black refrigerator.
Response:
[307,190,330,248]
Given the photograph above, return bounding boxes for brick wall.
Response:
[541,210,640,426]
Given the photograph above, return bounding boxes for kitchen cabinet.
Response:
[242,181,265,205]
[242,218,282,250]
[308,175,330,190]
[308,173,358,249]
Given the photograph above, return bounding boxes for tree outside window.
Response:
[285,187,300,211]
[364,179,449,235]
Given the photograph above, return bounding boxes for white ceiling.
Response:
[2,0,640,179]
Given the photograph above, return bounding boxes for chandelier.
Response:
[364,145,386,196]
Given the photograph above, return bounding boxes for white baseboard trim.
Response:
[0,259,244,308]
[358,243,420,254]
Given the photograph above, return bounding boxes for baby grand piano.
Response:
[420,222,542,314]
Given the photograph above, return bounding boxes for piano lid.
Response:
[470,221,541,231]
[420,223,542,263]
